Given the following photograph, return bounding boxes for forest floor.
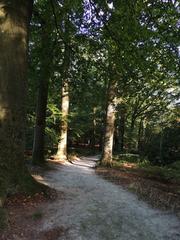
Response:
[1,156,180,240]
[96,163,180,214]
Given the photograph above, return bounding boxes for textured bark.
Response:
[56,80,70,160]
[0,0,34,204]
[32,23,52,165]
[101,80,117,165]
[56,43,70,161]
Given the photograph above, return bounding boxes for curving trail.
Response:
[38,156,180,240]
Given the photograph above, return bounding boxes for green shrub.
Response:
[113,153,145,163]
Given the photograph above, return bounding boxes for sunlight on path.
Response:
[39,156,180,240]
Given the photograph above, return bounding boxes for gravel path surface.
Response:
[39,156,180,240]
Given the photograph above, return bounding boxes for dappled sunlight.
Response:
[1,0,179,238]
[81,156,100,161]
[32,174,49,186]
[40,155,180,240]
[0,106,7,120]
[120,162,137,169]
[70,163,94,172]
[70,156,99,169]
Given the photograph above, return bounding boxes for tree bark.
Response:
[0,0,35,205]
[100,79,117,166]
[56,80,70,160]
[32,22,52,165]
[90,107,97,151]
[159,129,164,163]
[128,112,136,151]
[119,109,125,152]
[56,43,70,161]
[114,106,126,153]
[137,119,144,152]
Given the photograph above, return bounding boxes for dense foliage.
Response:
[26,0,180,165]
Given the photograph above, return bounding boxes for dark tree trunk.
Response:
[128,112,136,151]
[113,125,119,152]
[130,115,136,133]
[0,0,36,206]
[90,107,97,151]
[114,106,126,153]
[159,130,164,163]
[137,119,144,152]
[32,23,52,165]
[119,110,125,152]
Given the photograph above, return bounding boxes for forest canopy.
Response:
[28,0,180,165]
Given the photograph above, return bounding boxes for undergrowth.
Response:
[112,154,180,182]
[69,147,100,157]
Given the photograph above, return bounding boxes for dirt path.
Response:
[37,156,180,240]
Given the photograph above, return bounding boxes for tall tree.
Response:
[32,3,53,165]
[101,77,117,165]
[53,0,84,161]
[0,0,37,206]
[56,21,71,161]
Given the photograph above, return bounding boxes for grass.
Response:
[113,153,141,163]
[112,154,180,183]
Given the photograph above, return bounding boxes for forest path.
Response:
[38,156,180,240]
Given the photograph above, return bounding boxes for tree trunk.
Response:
[100,79,117,166]
[32,22,52,165]
[137,119,144,152]
[56,44,70,161]
[56,80,70,160]
[159,129,164,163]
[90,107,97,151]
[128,112,136,151]
[119,109,125,152]
[113,125,119,152]
[0,0,36,206]
[114,106,126,153]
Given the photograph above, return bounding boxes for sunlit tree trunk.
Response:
[0,0,34,206]
[56,44,70,161]
[100,79,117,166]
[32,22,52,165]
[56,81,70,160]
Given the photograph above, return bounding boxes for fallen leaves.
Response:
[96,167,180,216]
